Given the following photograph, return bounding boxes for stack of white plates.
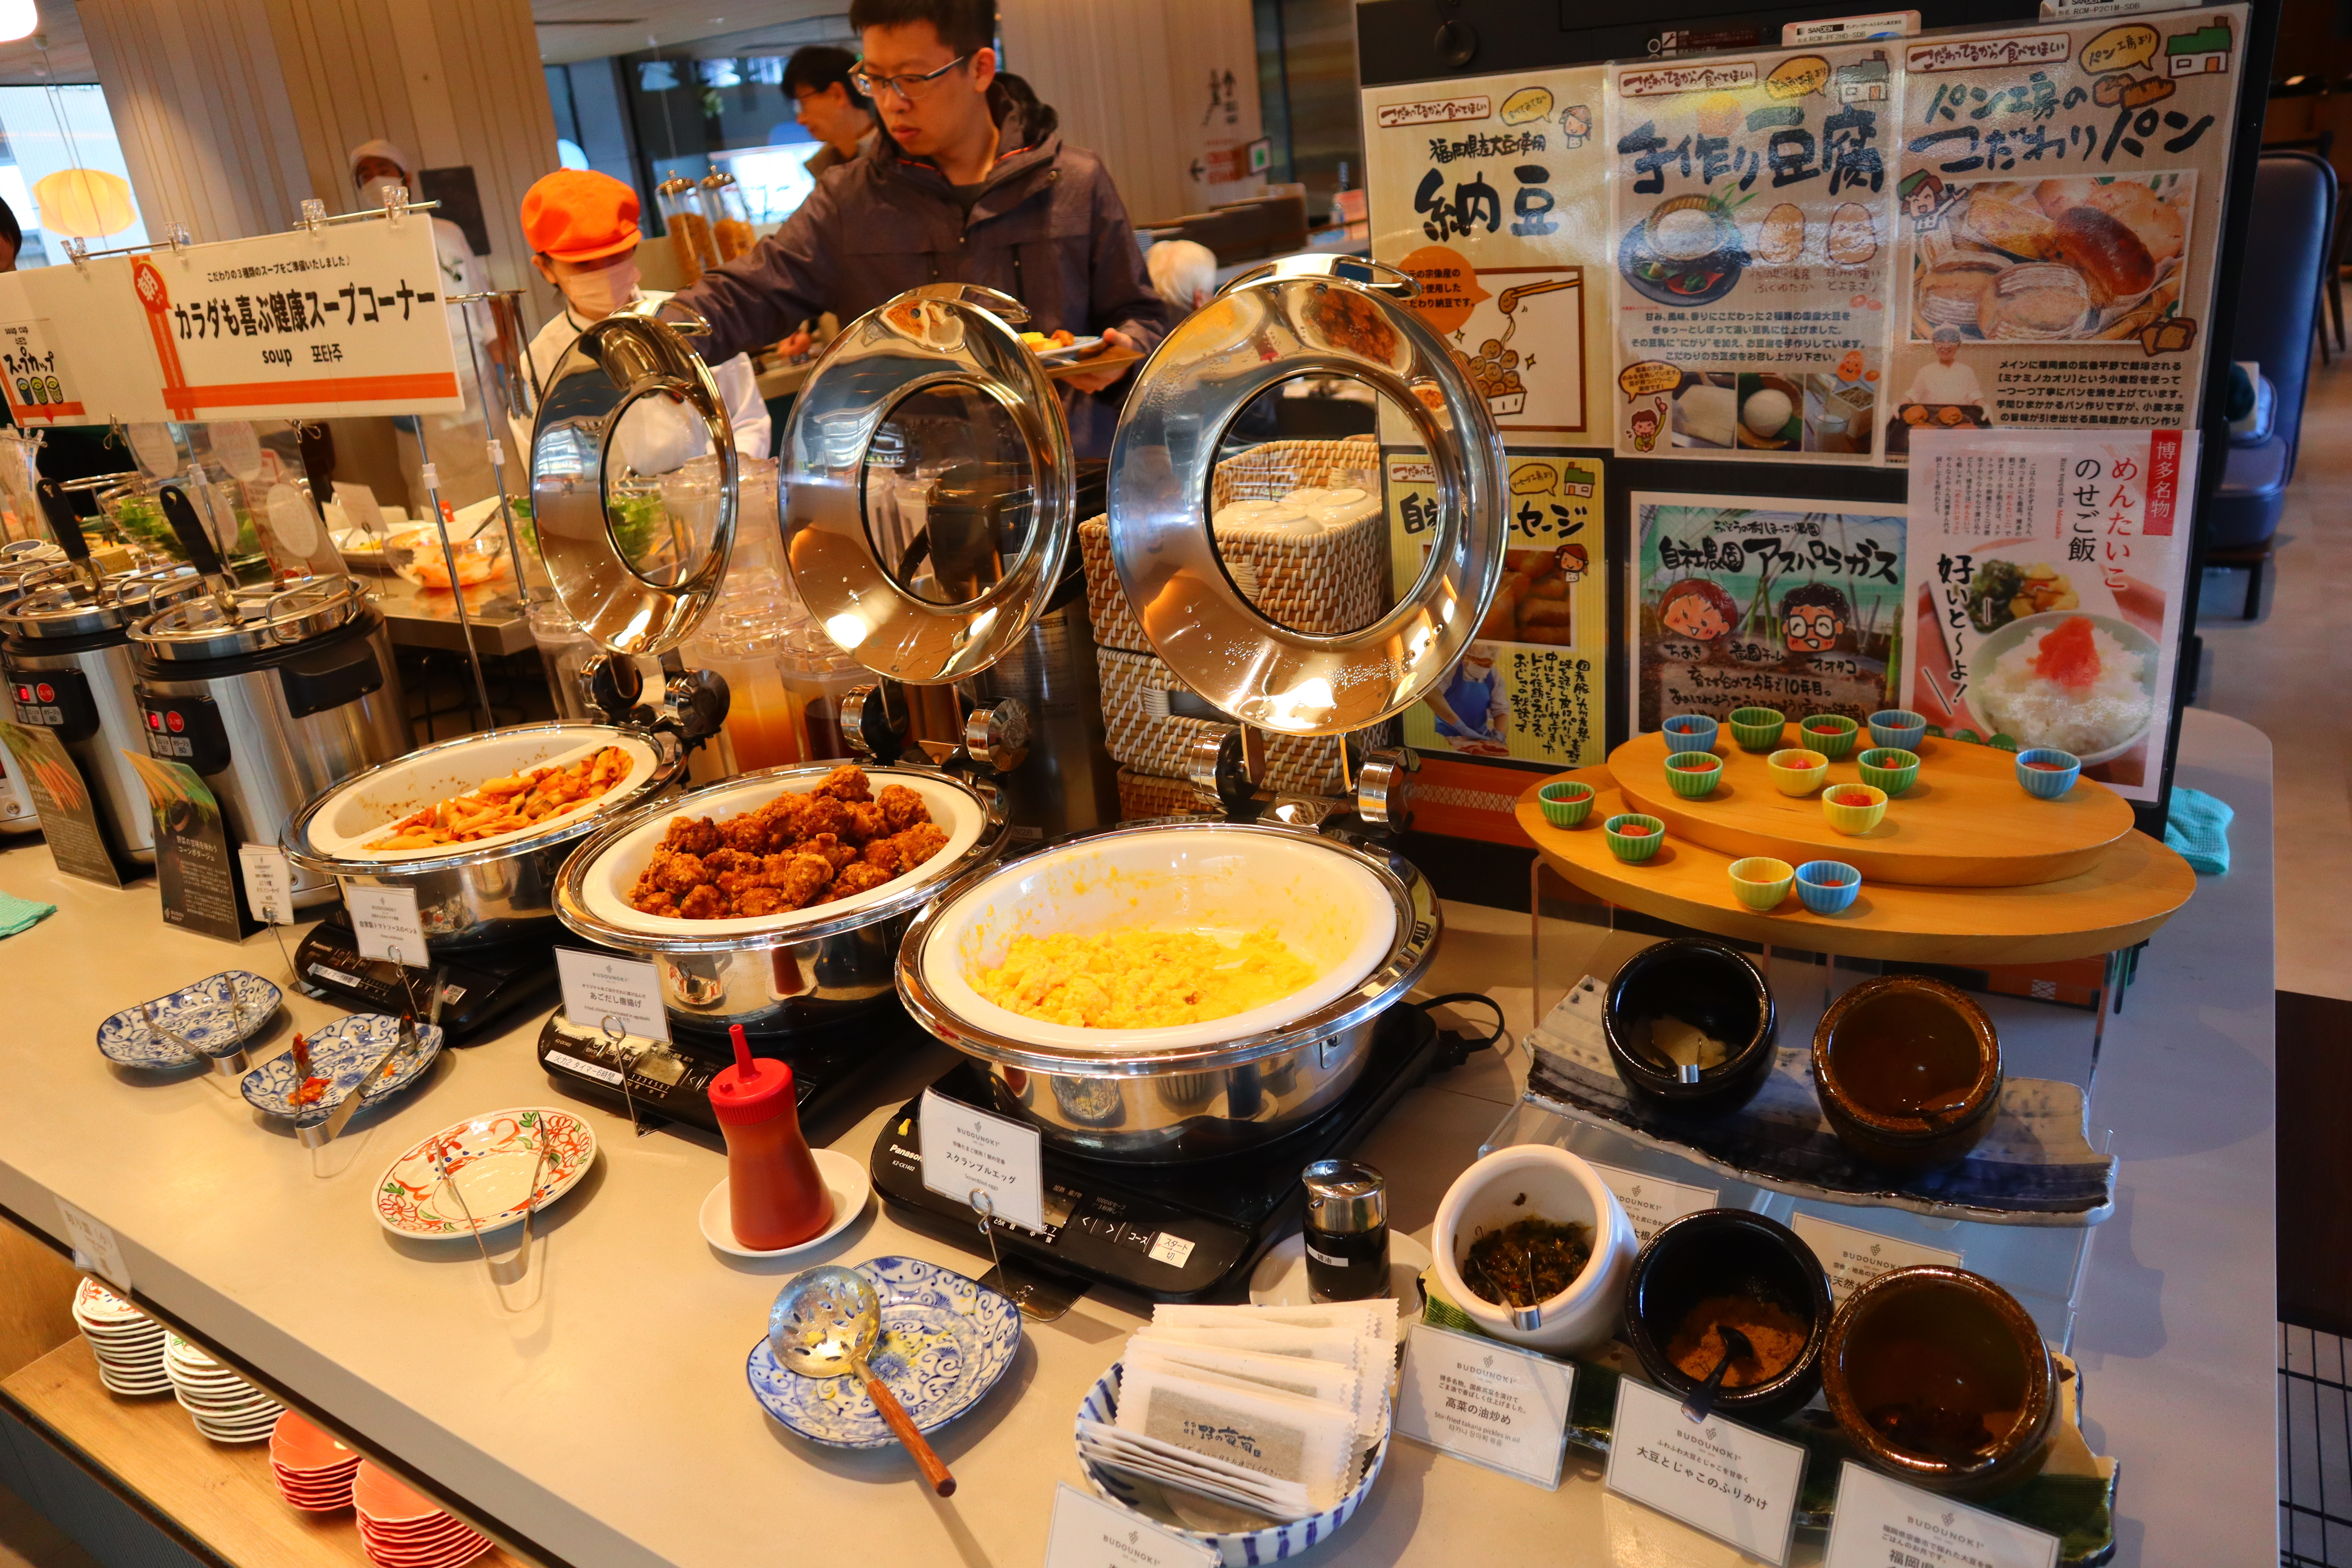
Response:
[73,1278,167,1396]
[354,1461,494,1568]
[164,1332,284,1442]
[270,1410,362,1512]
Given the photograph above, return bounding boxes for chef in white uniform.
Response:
[514,169,771,464]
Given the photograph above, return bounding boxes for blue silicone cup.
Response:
[1867,709,1928,751]
[1795,860,1862,915]
[1662,715,1720,754]
[2015,747,2083,799]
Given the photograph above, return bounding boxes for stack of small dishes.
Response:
[353,1461,494,1568]
[270,1410,361,1512]
[73,1278,166,1396]
[164,1333,283,1442]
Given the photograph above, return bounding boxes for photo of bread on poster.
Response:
[1886,9,2244,460]
[1606,45,1902,462]
[1631,493,1907,733]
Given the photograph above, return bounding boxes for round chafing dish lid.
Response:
[2,566,203,641]
[778,283,1076,685]
[129,573,363,660]
[529,308,737,659]
[1105,255,1507,737]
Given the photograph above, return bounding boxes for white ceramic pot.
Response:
[1431,1144,1637,1356]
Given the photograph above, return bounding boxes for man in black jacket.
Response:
[666,0,1166,453]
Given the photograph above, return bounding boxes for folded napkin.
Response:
[0,889,56,937]
[2162,785,2234,875]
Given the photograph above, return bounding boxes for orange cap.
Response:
[521,169,641,263]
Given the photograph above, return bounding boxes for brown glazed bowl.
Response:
[1822,1265,2056,1497]
[1811,976,2001,1171]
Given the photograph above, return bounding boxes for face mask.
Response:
[358,176,405,209]
[563,260,639,320]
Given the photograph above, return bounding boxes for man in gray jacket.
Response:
[665,0,1166,454]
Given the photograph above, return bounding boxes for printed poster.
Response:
[124,750,251,941]
[1901,427,2196,800]
[1886,9,2244,458]
[1607,45,1902,461]
[1362,67,1611,435]
[1632,493,1907,732]
[1389,452,1606,765]
[0,719,123,885]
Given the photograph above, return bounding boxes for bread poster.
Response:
[1630,493,1908,733]
[1900,427,2198,801]
[1885,9,2245,461]
[1605,45,1902,463]
[1387,452,1606,764]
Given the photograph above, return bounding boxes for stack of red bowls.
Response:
[353,1461,494,1568]
[269,1411,360,1511]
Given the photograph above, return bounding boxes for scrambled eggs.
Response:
[971,928,1313,1028]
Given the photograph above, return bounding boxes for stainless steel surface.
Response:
[779,283,1075,685]
[897,819,1441,1161]
[1303,1158,1388,1233]
[1105,253,1507,736]
[1354,746,1417,829]
[1,637,159,864]
[654,914,911,1036]
[963,600,1117,841]
[283,722,691,950]
[373,574,535,656]
[132,575,365,661]
[531,309,737,659]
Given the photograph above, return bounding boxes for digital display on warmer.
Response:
[633,1050,686,1086]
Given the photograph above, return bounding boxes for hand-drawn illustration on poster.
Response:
[1902,426,2196,800]
[1632,493,1908,731]
[1391,452,1606,764]
[1606,46,1902,461]
[1886,9,2244,457]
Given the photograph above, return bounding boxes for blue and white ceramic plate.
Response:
[746,1255,1021,1448]
[240,1014,445,1118]
[96,972,283,1069]
[1078,1365,1388,1567]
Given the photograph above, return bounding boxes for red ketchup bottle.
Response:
[708,1025,832,1250]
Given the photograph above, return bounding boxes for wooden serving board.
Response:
[1608,728,2136,887]
[1519,769,2194,965]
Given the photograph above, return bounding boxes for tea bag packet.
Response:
[1153,1299,1399,1402]
[1078,1417,1316,1517]
[1126,1336,1368,1432]
[1112,1358,1359,1511]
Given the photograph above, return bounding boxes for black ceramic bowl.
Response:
[1622,1209,1833,1425]
[1603,937,1777,1116]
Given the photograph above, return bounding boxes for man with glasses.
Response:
[664,0,1165,454]
[783,47,877,179]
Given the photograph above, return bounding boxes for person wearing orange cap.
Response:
[514,169,769,462]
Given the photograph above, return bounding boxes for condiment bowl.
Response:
[1812,976,2002,1171]
[1867,709,1928,751]
[1728,706,1787,752]
[1602,937,1777,1117]
[1798,713,1860,759]
[1729,857,1795,911]
[1538,779,1596,827]
[1858,747,1921,797]
[1766,748,1829,796]
[1822,782,1887,835]
[1604,813,1665,862]
[1662,714,1720,754]
[1622,1209,1832,1425]
[1431,1144,1637,1356]
[1665,752,1724,799]
[2014,748,2082,799]
[1795,860,1861,916]
[1822,1265,2055,1497]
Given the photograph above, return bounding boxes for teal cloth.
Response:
[2163,785,2234,875]
[0,889,55,936]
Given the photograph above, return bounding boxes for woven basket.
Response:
[1115,767,1215,821]
[1096,648,1386,797]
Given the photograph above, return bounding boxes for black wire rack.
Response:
[2283,1322,2352,1566]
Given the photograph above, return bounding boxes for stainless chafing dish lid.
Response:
[130,573,364,660]
[2,564,202,641]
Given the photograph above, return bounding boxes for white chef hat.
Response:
[348,138,415,182]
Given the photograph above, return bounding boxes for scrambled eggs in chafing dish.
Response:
[971,928,1313,1029]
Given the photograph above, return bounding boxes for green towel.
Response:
[0,889,55,936]
[2163,785,2234,875]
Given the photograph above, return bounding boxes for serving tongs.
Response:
[143,999,250,1078]
[293,1014,415,1149]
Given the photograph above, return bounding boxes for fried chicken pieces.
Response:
[626,765,947,920]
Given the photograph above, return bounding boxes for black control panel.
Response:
[293,917,558,1043]
[138,693,232,774]
[7,667,99,742]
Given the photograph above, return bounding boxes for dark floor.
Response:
[2281,991,2352,1567]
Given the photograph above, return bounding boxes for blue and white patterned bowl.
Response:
[747,1256,1021,1448]
[96,972,283,1069]
[240,1014,445,1118]
[1076,1364,1388,1566]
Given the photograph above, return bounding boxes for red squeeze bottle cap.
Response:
[709,1024,795,1126]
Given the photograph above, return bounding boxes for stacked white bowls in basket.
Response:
[270,1411,361,1512]
[354,1460,494,1568]
[164,1332,284,1442]
[72,1279,167,1395]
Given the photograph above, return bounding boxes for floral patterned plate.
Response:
[372,1108,597,1239]
[241,1014,445,1118]
[96,972,283,1069]
[745,1255,1022,1448]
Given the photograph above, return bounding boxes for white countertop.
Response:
[0,708,2275,1567]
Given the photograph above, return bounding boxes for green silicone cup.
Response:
[1604,813,1665,862]
[1539,781,1595,827]
[1797,714,1860,759]
[1665,754,1722,799]
[1857,747,1921,797]
[1728,707,1787,752]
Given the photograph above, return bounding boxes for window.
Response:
[0,84,147,267]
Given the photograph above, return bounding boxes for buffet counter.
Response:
[0,709,2276,1568]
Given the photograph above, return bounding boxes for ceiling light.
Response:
[0,0,37,44]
